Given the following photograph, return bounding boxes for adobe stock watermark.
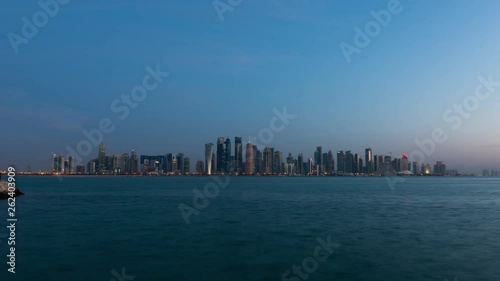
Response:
[110,267,135,281]
[7,0,71,54]
[410,75,499,166]
[387,74,499,190]
[247,107,296,151]
[339,0,410,63]
[213,0,243,22]
[282,235,340,281]
[178,176,230,224]
[60,64,169,181]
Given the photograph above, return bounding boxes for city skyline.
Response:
[40,138,475,176]
[2,1,500,173]
[1,131,499,175]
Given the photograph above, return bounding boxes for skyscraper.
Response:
[68,156,75,174]
[434,161,447,176]
[337,151,345,175]
[285,153,295,175]
[205,143,214,175]
[121,153,130,175]
[378,155,385,164]
[315,146,323,174]
[64,160,69,175]
[76,164,85,175]
[314,151,319,173]
[412,161,419,175]
[244,142,254,175]
[184,157,190,174]
[391,158,401,172]
[166,153,174,173]
[105,155,113,172]
[196,160,204,174]
[401,153,409,171]
[252,145,258,173]
[297,153,304,175]
[255,149,262,174]
[142,155,166,174]
[177,153,185,173]
[345,151,354,174]
[234,137,243,173]
[112,154,122,174]
[216,137,225,173]
[327,150,335,174]
[322,152,328,175]
[98,142,106,173]
[52,154,58,173]
[384,155,392,164]
[375,155,385,172]
[87,161,96,175]
[422,163,432,175]
[211,153,216,174]
[130,150,139,174]
[58,154,65,174]
[365,148,373,174]
[171,156,178,174]
[354,153,360,174]
[274,151,283,174]
[224,138,231,173]
[307,158,314,175]
[263,147,273,174]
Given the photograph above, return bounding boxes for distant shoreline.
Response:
[3,173,480,177]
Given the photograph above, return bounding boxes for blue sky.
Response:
[1,0,500,173]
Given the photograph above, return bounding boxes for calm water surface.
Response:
[0,176,499,281]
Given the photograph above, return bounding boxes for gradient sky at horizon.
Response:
[1,0,500,173]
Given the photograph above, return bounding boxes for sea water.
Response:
[0,176,499,281]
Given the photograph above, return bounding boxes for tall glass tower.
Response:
[365,148,373,174]
[52,154,58,173]
[234,137,243,173]
[224,138,231,173]
[205,143,214,175]
[216,137,225,173]
[297,153,304,175]
[263,147,273,174]
[98,142,106,173]
[315,146,323,174]
[337,151,345,175]
[244,142,254,175]
[345,151,354,174]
